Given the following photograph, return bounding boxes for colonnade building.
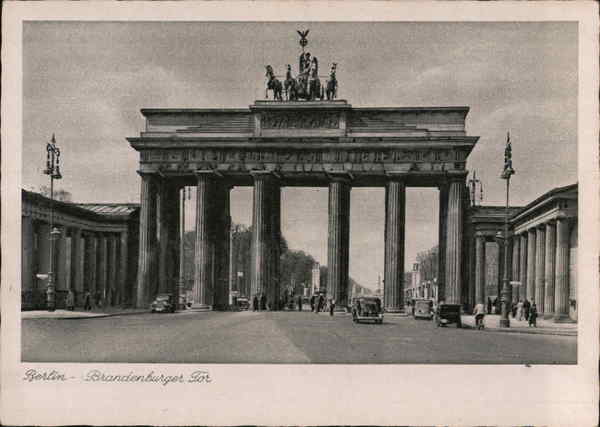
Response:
[128,99,479,311]
[466,183,578,322]
[21,189,140,309]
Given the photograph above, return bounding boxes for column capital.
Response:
[136,170,158,178]
[384,172,407,182]
[326,171,353,183]
[249,170,282,180]
[195,169,224,178]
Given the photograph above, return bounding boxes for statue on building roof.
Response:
[264,30,338,102]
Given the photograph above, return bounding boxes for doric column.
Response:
[519,233,528,301]
[474,232,486,304]
[554,217,570,322]
[535,225,546,313]
[251,172,281,308]
[157,180,169,295]
[22,215,35,297]
[544,221,556,318]
[383,178,405,312]
[437,183,448,302]
[194,171,217,308]
[86,233,98,294]
[526,228,536,303]
[109,234,118,306]
[327,175,351,309]
[444,179,464,304]
[71,228,83,297]
[97,233,108,301]
[119,231,129,306]
[511,235,520,303]
[136,173,158,308]
[56,226,68,293]
[214,183,232,310]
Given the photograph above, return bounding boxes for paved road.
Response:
[22,310,576,364]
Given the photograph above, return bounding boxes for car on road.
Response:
[413,299,434,320]
[237,297,250,310]
[434,303,462,328]
[151,293,176,313]
[351,296,384,324]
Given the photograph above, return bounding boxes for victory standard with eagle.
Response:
[265,30,338,102]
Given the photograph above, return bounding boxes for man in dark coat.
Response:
[487,297,492,314]
[523,299,531,321]
[252,295,259,312]
[318,294,324,313]
[310,295,315,312]
[528,303,538,327]
[298,295,302,311]
[260,294,267,311]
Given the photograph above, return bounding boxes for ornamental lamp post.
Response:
[498,131,515,328]
[43,134,62,312]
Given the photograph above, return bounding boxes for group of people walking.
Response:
[513,299,538,327]
[63,290,105,312]
[310,294,336,316]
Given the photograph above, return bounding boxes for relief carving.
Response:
[262,112,340,129]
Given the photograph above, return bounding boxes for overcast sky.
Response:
[23,22,577,289]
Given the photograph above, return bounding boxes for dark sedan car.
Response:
[151,293,176,313]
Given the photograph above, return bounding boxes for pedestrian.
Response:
[516,299,524,321]
[260,294,267,311]
[318,295,324,313]
[473,302,485,329]
[298,295,302,312]
[252,295,259,312]
[66,290,75,311]
[529,303,538,327]
[523,299,531,321]
[329,299,335,316]
[511,301,518,318]
[83,291,92,311]
[487,297,492,314]
[310,295,315,312]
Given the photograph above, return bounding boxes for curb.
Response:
[461,323,577,337]
[22,309,151,320]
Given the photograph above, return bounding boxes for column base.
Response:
[554,314,576,323]
[543,312,554,320]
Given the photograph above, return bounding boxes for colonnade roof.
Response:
[22,189,139,223]
[467,183,578,230]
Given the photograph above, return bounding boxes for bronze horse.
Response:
[284,59,322,101]
[265,65,283,101]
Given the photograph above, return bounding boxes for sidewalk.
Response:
[22,307,149,320]
[460,314,577,336]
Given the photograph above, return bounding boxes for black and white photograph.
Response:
[2,2,598,426]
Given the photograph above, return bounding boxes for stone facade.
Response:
[21,190,139,310]
[465,183,578,322]
[128,100,480,311]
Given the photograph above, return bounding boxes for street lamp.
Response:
[498,132,515,328]
[43,134,62,312]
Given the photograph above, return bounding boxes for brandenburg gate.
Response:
[128,100,479,310]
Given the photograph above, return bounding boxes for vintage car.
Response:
[150,293,176,313]
[413,299,434,320]
[237,297,250,311]
[434,303,462,328]
[351,296,384,324]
